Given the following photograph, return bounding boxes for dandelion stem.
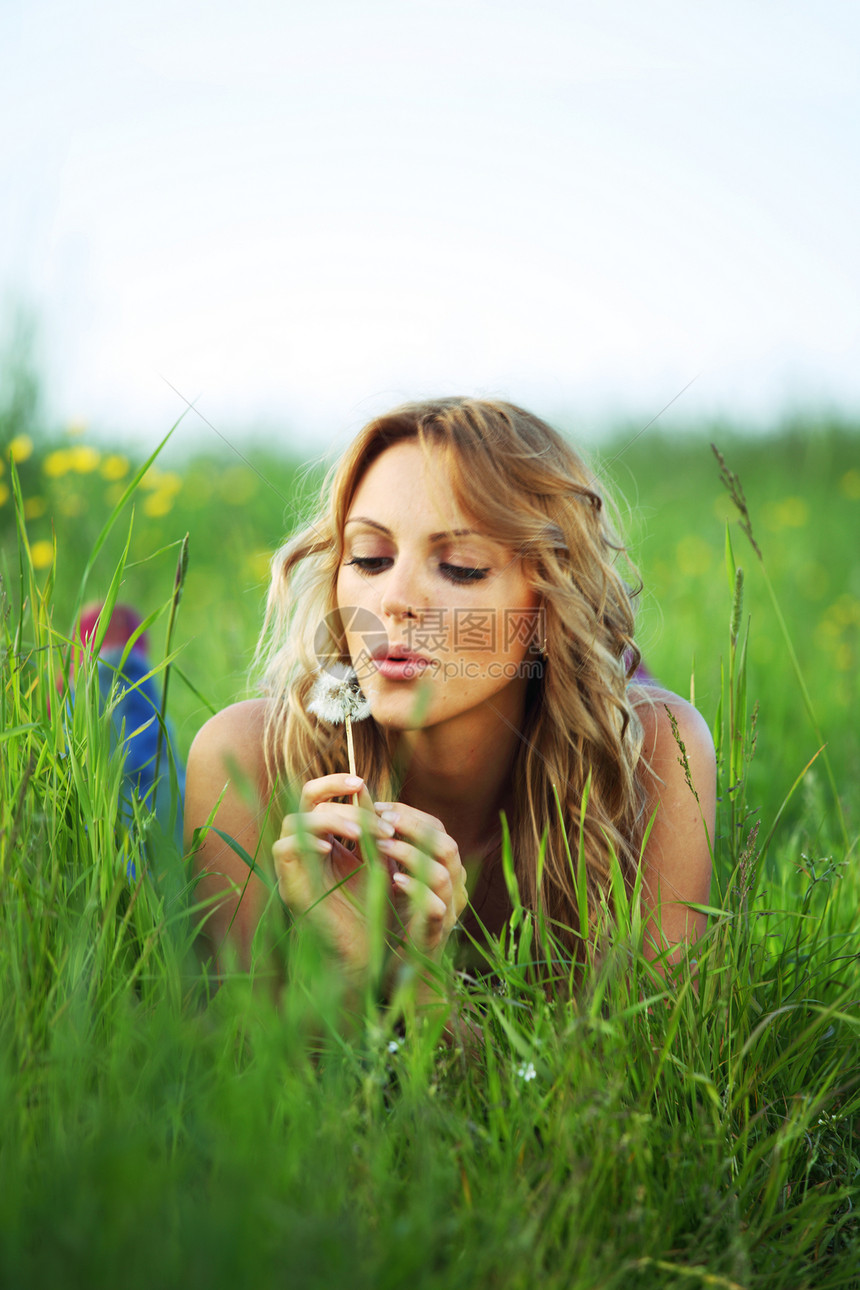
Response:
[345,715,357,787]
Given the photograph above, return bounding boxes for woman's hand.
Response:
[273,776,467,994]
[273,773,399,980]
[373,801,468,960]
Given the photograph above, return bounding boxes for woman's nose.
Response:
[379,559,422,623]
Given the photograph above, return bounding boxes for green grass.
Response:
[597,419,860,834]
[1,414,859,1288]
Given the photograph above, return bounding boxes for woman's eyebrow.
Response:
[344,517,480,543]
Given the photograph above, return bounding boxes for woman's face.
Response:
[336,441,541,734]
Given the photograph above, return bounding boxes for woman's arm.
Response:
[184,699,275,972]
[633,688,716,971]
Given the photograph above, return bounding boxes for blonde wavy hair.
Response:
[255,397,649,959]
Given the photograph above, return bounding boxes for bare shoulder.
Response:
[628,684,716,962]
[185,698,278,965]
[186,698,272,802]
[630,684,715,787]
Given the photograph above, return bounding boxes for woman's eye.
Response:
[344,556,489,583]
[344,556,391,574]
[440,563,490,584]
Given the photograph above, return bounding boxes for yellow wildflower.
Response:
[711,493,736,522]
[30,540,54,570]
[9,434,33,463]
[831,594,860,626]
[763,497,809,531]
[248,550,272,581]
[183,473,212,506]
[675,534,712,577]
[835,643,854,672]
[220,466,256,505]
[101,454,130,481]
[797,561,828,601]
[67,444,100,473]
[144,491,174,517]
[58,493,85,517]
[24,496,47,519]
[839,469,860,500]
[43,449,73,478]
[141,467,182,494]
[814,596,860,662]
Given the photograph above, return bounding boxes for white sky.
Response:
[1,0,858,452]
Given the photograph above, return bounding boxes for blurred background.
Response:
[2,0,858,812]
[1,0,858,452]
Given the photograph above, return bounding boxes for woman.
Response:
[185,398,715,993]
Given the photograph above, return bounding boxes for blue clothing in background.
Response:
[95,647,186,852]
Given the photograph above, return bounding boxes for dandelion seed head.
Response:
[308,664,371,724]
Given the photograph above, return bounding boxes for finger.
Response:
[299,773,368,812]
[273,833,363,911]
[280,807,360,848]
[372,807,463,894]
[374,801,444,835]
[272,838,319,911]
[380,826,465,900]
[354,780,377,813]
[388,840,468,921]
[281,803,396,847]
[392,871,448,945]
[272,834,332,885]
[376,813,448,864]
[272,835,329,869]
[379,838,450,901]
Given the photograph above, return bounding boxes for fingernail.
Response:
[392,871,409,887]
[378,838,398,853]
[380,811,398,827]
[378,819,396,837]
[316,838,332,852]
[344,776,363,789]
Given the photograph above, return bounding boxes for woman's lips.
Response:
[371,648,433,681]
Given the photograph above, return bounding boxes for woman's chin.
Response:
[364,678,437,730]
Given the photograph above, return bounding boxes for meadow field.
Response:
[1,407,859,1288]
